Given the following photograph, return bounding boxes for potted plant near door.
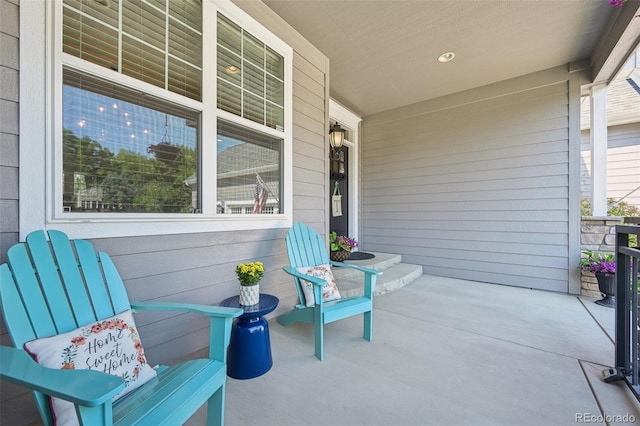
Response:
[579,251,616,307]
[329,232,358,262]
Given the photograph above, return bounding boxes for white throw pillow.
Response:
[296,264,342,307]
[24,309,157,426]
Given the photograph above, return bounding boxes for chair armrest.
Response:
[130,302,243,362]
[282,266,326,287]
[329,262,381,299]
[0,345,124,407]
[130,301,243,318]
[329,261,383,277]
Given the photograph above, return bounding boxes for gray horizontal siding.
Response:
[0,0,30,420]
[290,48,327,228]
[362,71,573,292]
[0,0,19,265]
[88,228,289,363]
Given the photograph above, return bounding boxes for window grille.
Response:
[63,0,202,101]
[217,13,284,130]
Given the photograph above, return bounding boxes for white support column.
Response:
[589,83,608,216]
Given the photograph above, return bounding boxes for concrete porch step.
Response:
[331,252,423,298]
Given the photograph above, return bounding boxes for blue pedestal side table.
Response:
[220,293,279,379]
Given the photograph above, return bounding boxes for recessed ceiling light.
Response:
[225,65,240,74]
[438,52,455,63]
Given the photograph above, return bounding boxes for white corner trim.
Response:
[19,0,48,240]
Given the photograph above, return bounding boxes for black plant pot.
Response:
[595,272,616,308]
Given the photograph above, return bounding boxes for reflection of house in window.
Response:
[217,141,281,214]
[183,175,199,213]
[216,119,283,214]
[77,186,104,210]
[74,172,105,209]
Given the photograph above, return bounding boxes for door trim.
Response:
[330,100,362,242]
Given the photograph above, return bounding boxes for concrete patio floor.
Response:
[198,275,640,425]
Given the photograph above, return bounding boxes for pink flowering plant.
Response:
[609,0,640,8]
[579,251,615,275]
[329,231,358,252]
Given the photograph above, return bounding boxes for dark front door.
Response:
[330,147,348,236]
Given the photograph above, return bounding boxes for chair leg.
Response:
[314,322,324,361]
[207,384,224,426]
[314,306,324,361]
[363,310,373,342]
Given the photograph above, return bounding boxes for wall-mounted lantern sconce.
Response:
[329,122,346,159]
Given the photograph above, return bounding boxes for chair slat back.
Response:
[285,223,330,305]
[99,251,131,314]
[0,230,131,348]
[285,222,330,268]
[5,239,62,343]
[74,239,116,319]
[0,260,56,424]
[47,231,99,327]
[1,230,133,425]
[0,264,44,345]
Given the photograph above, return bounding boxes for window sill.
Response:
[26,215,292,240]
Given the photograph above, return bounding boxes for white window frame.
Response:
[20,0,293,239]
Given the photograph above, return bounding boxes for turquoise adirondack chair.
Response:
[277,222,382,360]
[0,230,243,426]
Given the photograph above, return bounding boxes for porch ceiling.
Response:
[262,0,631,117]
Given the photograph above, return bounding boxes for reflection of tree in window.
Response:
[62,68,199,213]
[63,129,196,213]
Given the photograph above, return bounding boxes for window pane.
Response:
[266,103,284,131]
[169,0,202,33]
[64,0,119,28]
[243,91,265,124]
[243,61,265,97]
[217,13,241,55]
[63,7,118,70]
[266,46,284,80]
[217,120,282,214]
[63,70,199,213]
[243,32,264,68]
[265,74,284,106]
[122,0,166,51]
[217,80,242,116]
[168,56,201,101]
[148,0,166,10]
[217,46,241,86]
[168,20,202,67]
[122,35,165,89]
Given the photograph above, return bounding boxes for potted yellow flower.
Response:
[236,261,264,306]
